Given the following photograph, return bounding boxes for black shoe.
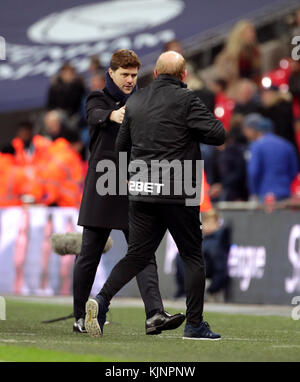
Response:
[182,321,221,340]
[146,311,186,335]
[85,296,109,337]
[73,318,87,333]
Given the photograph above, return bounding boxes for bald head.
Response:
[154,51,186,80]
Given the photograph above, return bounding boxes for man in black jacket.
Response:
[85,51,225,340]
[74,50,184,334]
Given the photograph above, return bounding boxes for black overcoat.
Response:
[78,88,129,229]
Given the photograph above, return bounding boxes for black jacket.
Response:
[116,74,225,205]
[47,78,86,116]
[259,100,296,146]
[78,88,129,229]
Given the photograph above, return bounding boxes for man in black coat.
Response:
[74,50,184,334]
[85,51,225,340]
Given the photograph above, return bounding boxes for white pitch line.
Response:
[272,345,300,348]
[0,339,36,344]
[223,337,274,342]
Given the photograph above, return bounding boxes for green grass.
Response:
[0,298,299,362]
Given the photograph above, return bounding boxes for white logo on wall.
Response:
[28,0,184,44]
[285,225,300,293]
[228,245,266,291]
[0,296,5,320]
[291,36,300,61]
[0,36,5,61]
[0,0,184,81]
[291,296,300,320]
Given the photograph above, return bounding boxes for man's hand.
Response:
[110,106,126,124]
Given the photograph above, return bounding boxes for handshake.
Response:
[110,105,126,124]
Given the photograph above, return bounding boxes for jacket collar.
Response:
[104,70,137,105]
[155,74,187,88]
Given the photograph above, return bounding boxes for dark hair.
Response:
[214,78,228,91]
[17,121,33,131]
[163,39,182,53]
[110,50,141,71]
[89,55,102,69]
[59,62,75,73]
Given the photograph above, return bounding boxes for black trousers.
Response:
[100,201,205,327]
[73,226,163,320]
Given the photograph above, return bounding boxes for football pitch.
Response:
[0,297,299,362]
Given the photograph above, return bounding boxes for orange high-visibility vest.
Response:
[12,135,52,166]
[11,135,52,204]
[42,138,84,207]
[0,154,27,206]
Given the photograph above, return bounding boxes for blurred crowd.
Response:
[179,11,300,205]
[0,55,107,208]
[1,9,300,208]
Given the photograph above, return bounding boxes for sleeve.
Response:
[247,143,261,196]
[85,91,114,127]
[115,108,132,156]
[186,96,226,146]
[288,145,299,181]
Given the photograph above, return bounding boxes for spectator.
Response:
[289,60,300,153]
[187,65,215,113]
[43,130,83,207]
[243,113,298,201]
[163,39,183,54]
[215,20,261,90]
[12,121,51,166]
[209,78,235,130]
[259,85,296,146]
[47,62,86,123]
[210,126,249,201]
[12,121,36,157]
[202,209,230,300]
[11,122,52,203]
[233,79,260,116]
[84,55,105,88]
[89,70,106,92]
[290,8,300,37]
[88,55,104,74]
[42,130,84,207]
[201,79,230,184]
[42,110,67,141]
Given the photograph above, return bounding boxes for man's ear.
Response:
[153,69,158,78]
[181,69,187,82]
[108,68,113,78]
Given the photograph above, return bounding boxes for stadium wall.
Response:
[0,207,299,305]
